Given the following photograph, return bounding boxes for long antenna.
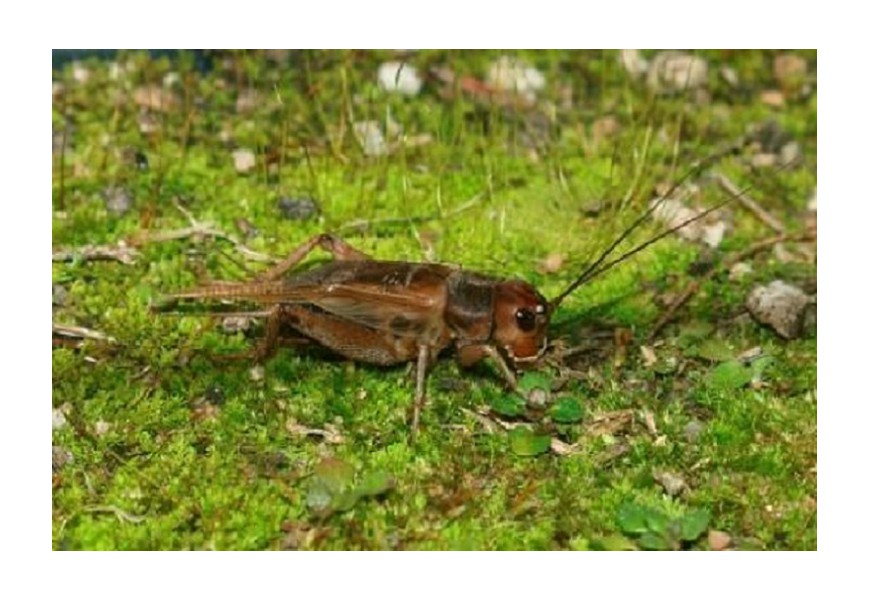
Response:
[550,143,742,308]
[550,156,797,309]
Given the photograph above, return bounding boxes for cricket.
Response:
[163,161,739,432]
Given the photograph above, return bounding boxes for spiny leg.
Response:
[411,345,431,437]
[259,233,372,282]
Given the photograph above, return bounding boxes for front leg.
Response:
[456,344,518,390]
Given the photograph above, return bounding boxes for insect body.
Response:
[169,234,550,430]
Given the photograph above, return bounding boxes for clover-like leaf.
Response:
[490,393,527,417]
[638,531,673,550]
[509,428,551,457]
[679,508,711,541]
[356,470,394,498]
[517,372,553,395]
[708,360,754,390]
[616,503,649,535]
[550,397,584,424]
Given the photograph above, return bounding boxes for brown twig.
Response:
[52,243,140,265]
[649,230,816,338]
[713,172,786,234]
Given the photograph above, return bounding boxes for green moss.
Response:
[53,50,816,550]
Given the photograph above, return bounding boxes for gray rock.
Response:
[646,52,708,93]
[353,121,388,157]
[654,470,688,497]
[53,446,73,472]
[232,148,256,173]
[104,187,134,216]
[278,196,320,221]
[746,280,810,339]
[52,408,67,431]
[683,419,705,442]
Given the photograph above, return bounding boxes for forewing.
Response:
[168,261,451,338]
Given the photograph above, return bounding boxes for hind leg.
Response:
[259,233,371,282]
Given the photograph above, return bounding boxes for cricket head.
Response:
[492,280,550,366]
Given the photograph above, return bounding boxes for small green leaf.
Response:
[517,372,553,394]
[750,356,775,379]
[637,531,672,550]
[490,393,527,417]
[312,458,355,494]
[677,321,714,347]
[679,509,711,541]
[692,339,735,363]
[644,509,671,535]
[356,470,394,498]
[616,503,649,534]
[708,360,754,390]
[509,428,551,456]
[551,397,584,424]
[330,490,361,512]
[592,535,637,551]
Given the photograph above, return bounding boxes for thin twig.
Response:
[52,322,117,344]
[52,243,140,265]
[130,199,275,263]
[713,172,786,234]
[649,231,816,338]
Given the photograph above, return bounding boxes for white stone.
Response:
[377,62,423,96]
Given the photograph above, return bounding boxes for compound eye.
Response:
[515,308,536,332]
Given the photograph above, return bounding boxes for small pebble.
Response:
[249,365,265,382]
[234,217,260,239]
[527,388,549,409]
[52,408,68,431]
[134,150,149,170]
[779,140,802,166]
[654,470,688,497]
[683,419,705,443]
[93,420,111,437]
[72,61,90,84]
[232,148,256,173]
[746,280,810,339]
[137,111,159,134]
[205,386,225,405]
[620,49,648,79]
[104,187,134,216]
[646,52,708,92]
[53,284,68,307]
[377,61,423,96]
[486,56,546,100]
[222,316,253,334]
[773,54,808,88]
[708,529,732,551]
[729,261,753,280]
[236,89,261,113]
[720,66,739,88]
[52,446,74,472]
[278,196,320,221]
[133,85,178,112]
[353,121,388,157]
[760,89,786,107]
